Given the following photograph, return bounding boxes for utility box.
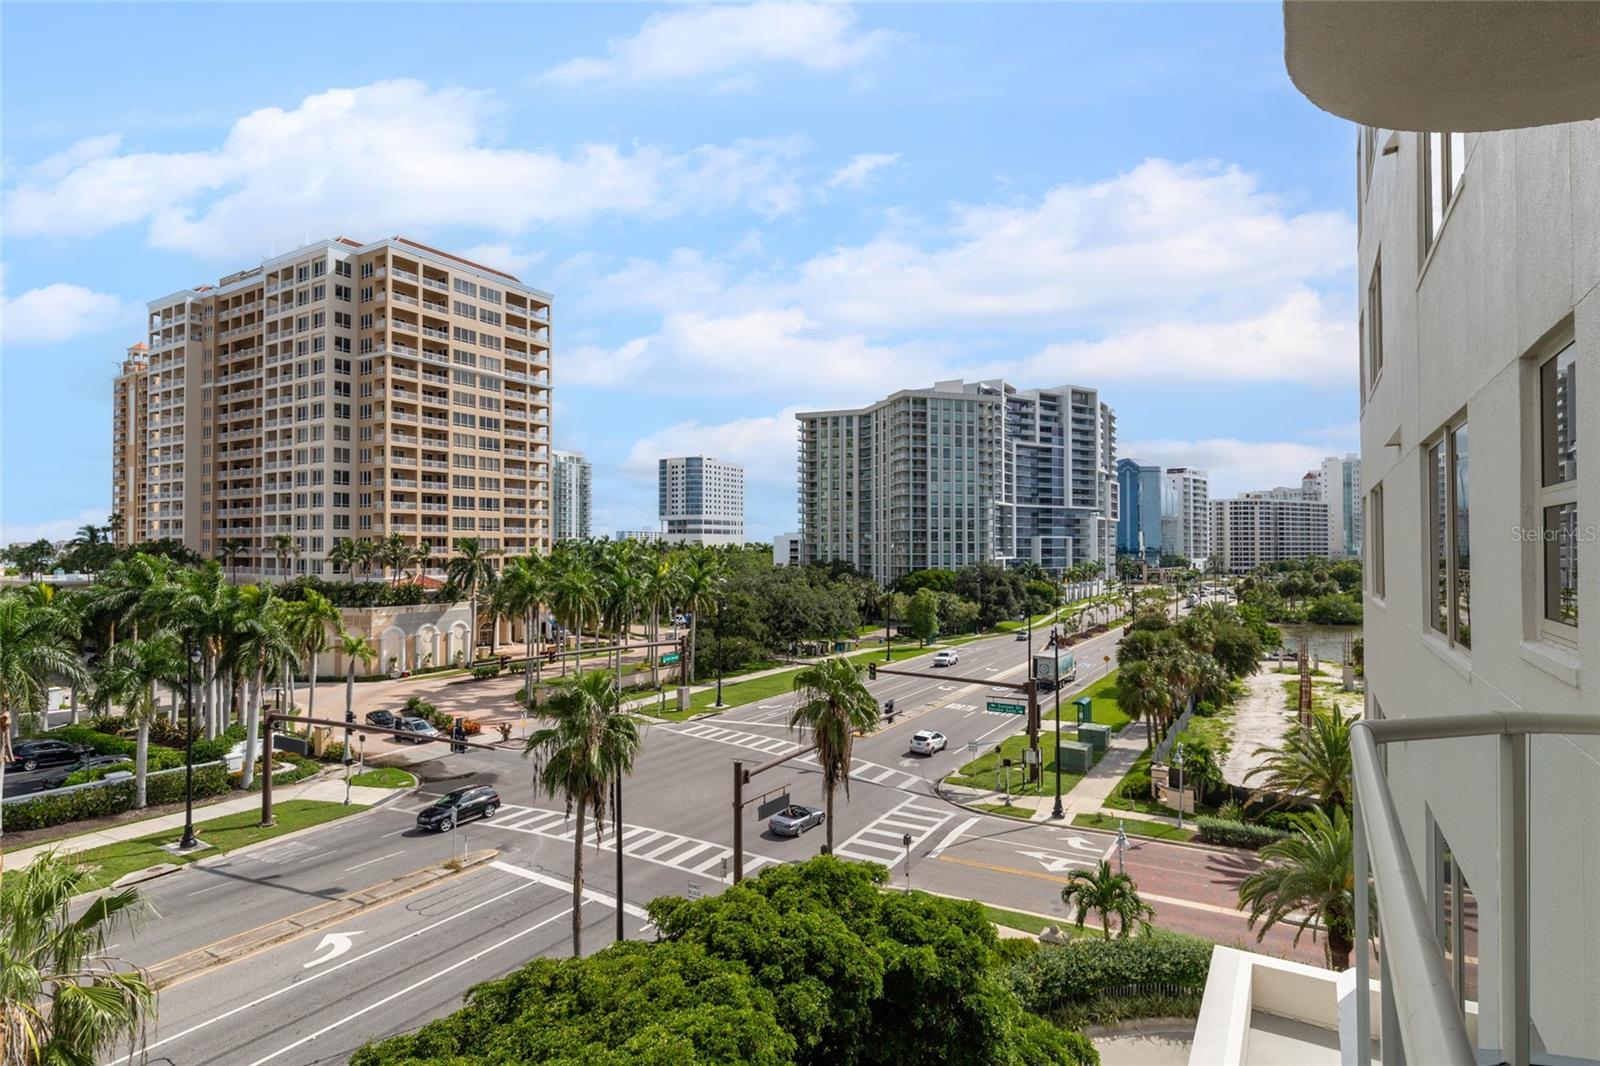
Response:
[1078,722,1110,752]
[1056,741,1094,773]
[1073,696,1094,725]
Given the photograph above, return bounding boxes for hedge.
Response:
[2,763,231,832]
[1007,932,1214,1014]
[1194,816,1293,850]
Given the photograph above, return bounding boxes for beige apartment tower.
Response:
[120,237,552,578]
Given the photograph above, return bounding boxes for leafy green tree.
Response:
[789,658,880,853]
[523,671,641,957]
[0,853,156,1065]
[548,550,600,674]
[904,588,940,645]
[1238,806,1368,969]
[499,554,552,698]
[228,584,295,788]
[1306,592,1362,625]
[1114,658,1172,751]
[0,591,87,740]
[3,539,57,579]
[675,548,725,685]
[326,538,362,583]
[271,533,299,583]
[89,631,185,807]
[1060,859,1156,939]
[1246,707,1355,810]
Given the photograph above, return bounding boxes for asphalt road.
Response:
[111,608,1315,1063]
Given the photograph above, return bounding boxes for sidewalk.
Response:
[5,771,406,872]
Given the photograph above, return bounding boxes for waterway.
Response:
[1273,622,1359,665]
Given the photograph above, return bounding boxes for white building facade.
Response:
[657,456,745,546]
[1161,466,1210,566]
[772,532,801,567]
[1314,453,1362,560]
[1208,486,1329,574]
[550,449,591,542]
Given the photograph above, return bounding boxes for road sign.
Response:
[966,740,979,753]
[660,652,681,665]
[687,879,702,900]
[986,700,1026,715]
[1023,747,1041,765]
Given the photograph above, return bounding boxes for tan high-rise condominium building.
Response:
[120,236,552,578]
[111,343,151,546]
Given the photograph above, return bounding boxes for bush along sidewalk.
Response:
[1193,815,1293,850]
[2,763,233,833]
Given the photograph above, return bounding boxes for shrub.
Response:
[994,936,1041,966]
[1214,800,1246,823]
[64,760,134,785]
[1007,932,1214,1014]
[2,763,232,832]
[471,662,502,680]
[1257,810,1309,834]
[1194,816,1292,850]
[320,742,347,763]
[1116,770,1153,801]
[461,718,482,736]
[495,723,513,742]
[403,696,438,717]
[234,751,322,792]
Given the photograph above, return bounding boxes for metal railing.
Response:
[1351,711,1600,1066]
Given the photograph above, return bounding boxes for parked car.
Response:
[932,650,959,667]
[415,785,500,832]
[768,804,825,837]
[393,717,441,744]
[38,754,131,791]
[7,739,91,773]
[909,730,948,755]
[1015,631,1029,641]
[365,709,398,729]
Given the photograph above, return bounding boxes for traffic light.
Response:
[451,718,467,754]
[883,698,896,723]
[868,662,877,681]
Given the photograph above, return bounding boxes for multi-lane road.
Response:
[110,615,1309,1064]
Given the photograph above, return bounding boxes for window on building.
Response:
[1426,416,1471,648]
[1367,484,1385,598]
[1423,131,1468,253]
[1538,340,1578,633]
[1366,259,1383,393]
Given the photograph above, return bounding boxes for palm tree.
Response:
[89,632,185,807]
[548,553,599,675]
[1246,707,1355,810]
[1114,658,1172,751]
[410,542,435,582]
[87,553,175,649]
[1238,806,1368,970]
[789,656,880,853]
[597,541,645,686]
[271,533,299,583]
[282,590,341,735]
[339,633,377,750]
[640,551,680,688]
[445,538,500,665]
[1060,859,1156,939]
[172,565,235,738]
[215,538,250,582]
[0,592,88,845]
[379,533,411,587]
[522,671,641,957]
[675,548,724,687]
[0,853,157,1065]
[354,539,379,583]
[327,538,362,583]
[229,585,296,789]
[499,555,550,702]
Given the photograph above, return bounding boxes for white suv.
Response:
[909,730,947,755]
[932,650,959,667]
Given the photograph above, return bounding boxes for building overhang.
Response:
[1284,1,1600,131]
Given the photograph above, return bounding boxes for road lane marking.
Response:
[247,905,576,1065]
[186,883,229,897]
[933,854,1270,918]
[927,816,979,859]
[466,806,780,877]
[344,851,406,873]
[489,859,652,920]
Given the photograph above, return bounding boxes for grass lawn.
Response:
[945,732,1091,797]
[1072,811,1196,843]
[1043,670,1131,731]
[350,767,416,789]
[68,800,367,892]
[973,802,1036,819]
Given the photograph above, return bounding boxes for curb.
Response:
[146,848,500,989]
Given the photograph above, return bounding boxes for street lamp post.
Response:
[713,597,726,708]
[1050,674,1064,819]
[614,774,625,944]
[177,641,202,851]
[1174,741,1186,832]
[886,598,894,662]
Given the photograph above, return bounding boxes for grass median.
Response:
[1072,811,1196,843]
[62,800,368,892]
[350,767,416,789]
[945,732,1091,798]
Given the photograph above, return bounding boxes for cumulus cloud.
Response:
[1118,437,1351,499]
[454,244,546,279]
[1,276,137,345]
[5,80,811,258]
[540,3,899,87]
[1,508,107,547]
[827,152,899,189]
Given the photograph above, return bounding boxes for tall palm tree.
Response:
[327,538,362,583]
[789,656,880,853]
[0,592,88,844]
[282,590,341,734]
[87,553,175,649]
[1238,806,1368,970]
[410,542,435,582]
[597,541,645,686]
[548,552,599,675]
[1246,707,1355,810]
[271,533,299,583]
[640,550,680,688]
[354,539,379,583]
[445,538,500,665]
[214,538,250,582]
[675,548,724,687]
[339,633,377,752]
[1114,658,1172,751]
[229,585,296,789]
[379,533,411,587]
[89,632,185,807]
[522,671,641,957]
[1061,860,1156,939]
[0,853,156,1065]
[172,565,236,738]
[498,555,550,702]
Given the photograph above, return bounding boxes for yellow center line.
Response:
[935,853,1254,919]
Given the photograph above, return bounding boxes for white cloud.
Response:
[1119,438,1352,499]
[5,79,810,258]
[454,244,546,279]
[541,3,898,87]
[1,508,107,547]
[827,152,899,189]
[1,276,136,346]
[623,407,802,489]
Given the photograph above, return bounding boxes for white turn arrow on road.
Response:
[1016,842,1101,874]
[303,931,363,969]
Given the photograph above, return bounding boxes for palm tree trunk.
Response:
[468,590,478,667]
[824,782,835,852]
[650,606,660,688]
[135,718,150,809]
[686,615,697,686]
[243,670,263,789]
[524,608,536,705]
[571,795,587,957]
[69,686,80,726]
[306,666,317,736]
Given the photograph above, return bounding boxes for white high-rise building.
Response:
[1314,453,1362,560]
[658,456,745,546]
[1208,483,1329,574]
[550,450,591,542]
[773,532,801,567]
[1160,467,1209,566]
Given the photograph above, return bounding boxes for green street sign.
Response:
[986,700,1026,715]
[660,653,681,665]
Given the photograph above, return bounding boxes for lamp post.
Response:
[1174,741,1186,832]
[886,597,894,662]
[713,597,726,708]
[177,640,202,851]
[1050,673,1064,819]
[614,774,625,944]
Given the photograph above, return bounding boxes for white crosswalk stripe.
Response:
[832,796,954,868]
[669,722,799,756]
[477,804,776,878]
[795,752,924,791]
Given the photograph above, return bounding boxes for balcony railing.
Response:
[1351,711,1600,1066]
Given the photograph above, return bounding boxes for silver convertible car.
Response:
[768,804,825,837]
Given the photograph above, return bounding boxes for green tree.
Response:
[1114,658,1172,751]
[789,657,880,853]
[445,538,500,666]
[1246,707,1355,810]
[339,633,378,752]
[282,589,341,734]
[89,631,185,807]
[499,554,552,700]
[522,671,641,957]
[640,550,682,688]
[0,853,157,1065]
[214,538,250,582]
[3,539,57,579]
[548,551,600,675]
[1238,806,1367,970]
[326,538,362,583]
[904,588,940,646]
[271,533,299,583]
[1060,859,1156,939]
[675,548,725,685]
[0,591,87,741]
[229,585,296,788]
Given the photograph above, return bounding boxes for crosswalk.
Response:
[796,752,925,791]
[665,723,926,791]
[479,804,777,878]
[832,796,954,869]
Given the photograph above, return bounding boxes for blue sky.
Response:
[0,2,1357,545]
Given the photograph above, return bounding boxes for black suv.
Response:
[8,739,91,772]
[415,785,500,832]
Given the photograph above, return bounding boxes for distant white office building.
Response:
[658,456,745,546]
[1209,483,1330,574]
[550,449,591,542]
[773,532,802,567]
[1160,467,1210,566]
[1313,453,1362,560]
[614,528,663,544]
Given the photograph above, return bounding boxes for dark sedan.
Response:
[7,739,91,772]
[416,785,500,832]
[365,709,399,729]
[768,804,825,837]
[38,755,132,791]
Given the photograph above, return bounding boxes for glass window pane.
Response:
[1428,132,1446,236]
[1449,131,1467,191]
[1541,343,1577,485]
[1429,441,1449,634]
[1544,502,1579,626]
[1452,424,1470,647]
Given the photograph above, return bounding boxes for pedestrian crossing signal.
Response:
[868,662,877,680]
